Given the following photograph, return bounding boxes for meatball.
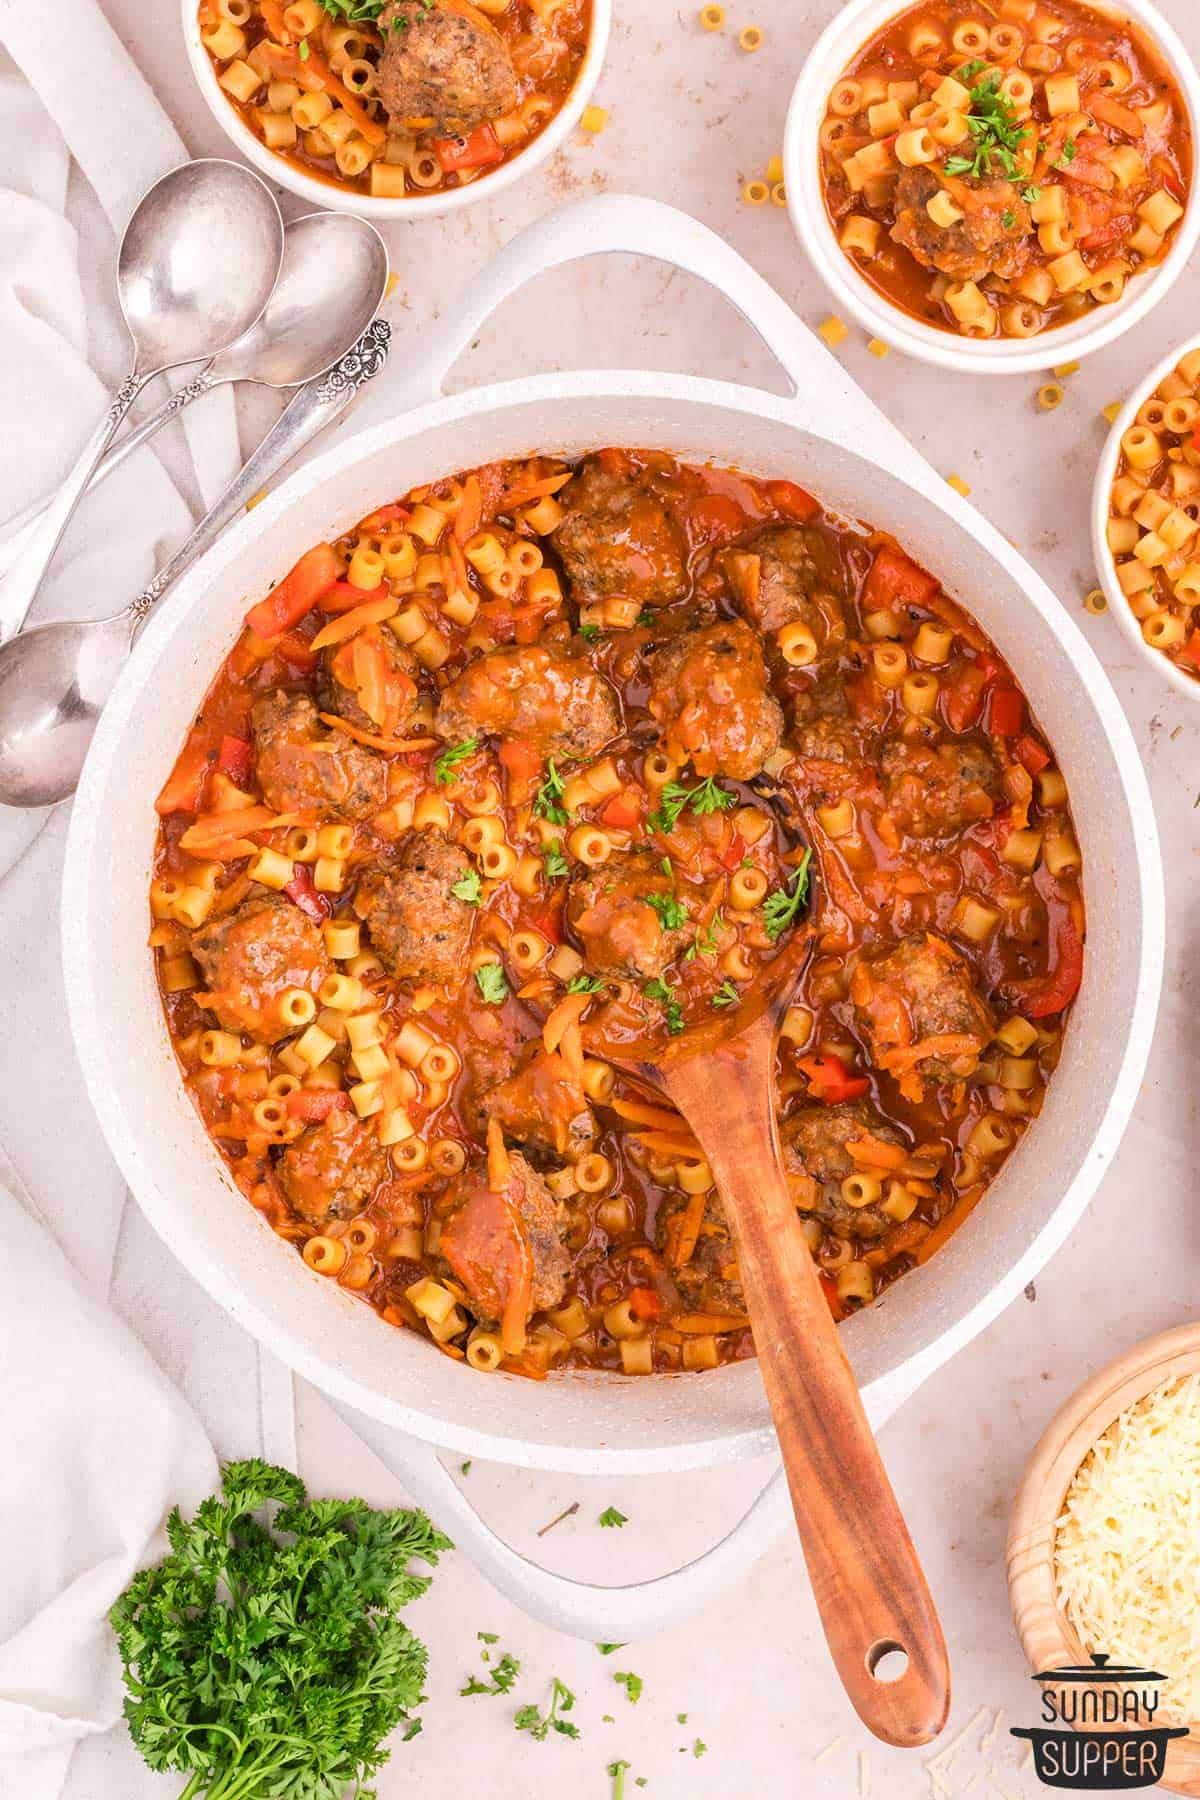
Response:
[656,1190,745,1315]
[251,691,386,822]
[880,736,997,839]
[791,677,861,764]
[782,1101,901,1242]
[726,525,848,643]
[319,626,420,738]
[439,1151,570,1324]
[646,619,784,780]
[851,933,995,1084]
[376,0,517,134]
[479,1042,595,1163]
[279,1107,388,1226]
[354,830,475,984]
[435,644,620,762]
[551,459,687,607]
[567,851,691,981]
[192,892,328,1042]
[891,166,1032,285]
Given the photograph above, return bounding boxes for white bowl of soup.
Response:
[1092,333,1200,698]
[183,0,610,215]
[784,0,1200,373]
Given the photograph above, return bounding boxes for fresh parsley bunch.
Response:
[110,1460,451,1799]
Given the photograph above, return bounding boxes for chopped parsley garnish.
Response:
[478,1631,499,1644]
[534,757,570,826]
[613,1671,643,1704]
[637,608,656,626]
[451,868,483,906]
[543,840,569,880]
[646,891,687,932]
[514,1677,580,1741]
[598,1505,628,1528]
[297,35,309,58]
[955,58,986,81]
[460,1651,520,1697]
[1056,136,1078,167]
[763,847,813,942]
[1001,209,1016,230]
[108,1460,449,1800]
[644,978,685,1036]
[434,736,478,784]
[475,963,509,1004]
[693,1739,708,1757]
[1021,184,1042,203]
[677,1713,688,1724]
[711,979,740,1008]
[461,1460,472,1474]
[943,70,1028,181]
[649,775,736,834]
[597,1643,625,1655]
[314,0,388,18]
[567,974,606,995]
[578,623,602,642]
[685,910,723,960]
[660,856,672,876]
[609,1761,632,1800]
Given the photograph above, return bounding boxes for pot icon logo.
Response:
[1011,1653,1188,1789]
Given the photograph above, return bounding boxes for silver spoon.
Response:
[0,159,283,642]
[0,212,390,617]
[0,320,391,809]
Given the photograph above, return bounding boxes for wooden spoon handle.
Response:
[665,1045,950,1747]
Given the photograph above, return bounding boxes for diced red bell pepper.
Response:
[628,1286,662,1321]
[1014,912,1084,1019]
[365,502,410,528]
[155,742,211,816]
[274,630,319,673]
[765,479,820,522]
[943,665,987,733]
[819,1272,846,1322]
[531,906,564,944]
[434,123,504,173]
[244,543,340,640]
[720,831,748,872]
[1013,734,1050,776]
[1181,631,1200,668]
[284,865,331,923]
[862,545,939,611]
[600,791,641,832]
[217,734,254,786]
[988,686,1024,737]
[285,1088,350,1121]
[798,1053,870,1104]
[318,579,389,614]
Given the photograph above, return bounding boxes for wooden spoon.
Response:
[599,947,951,1747]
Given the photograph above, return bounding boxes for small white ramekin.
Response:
[1092,331,1200,701]
[783,0,1200,374]
[182,0,611,218]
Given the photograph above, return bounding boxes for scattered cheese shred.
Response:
[946,474,971,498]
[1102,399,1124,425]
[766,153,784,184]
[580,104,609,132]
[1053,359,1080,378]
[1054,1370,1200,1725]
[818,315,849,349]
[867,337,891,358]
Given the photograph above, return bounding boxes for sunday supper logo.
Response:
[1011,1654,1188,1790]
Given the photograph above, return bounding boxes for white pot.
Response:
[783,0,1200,374]
[62,196,1163,1640]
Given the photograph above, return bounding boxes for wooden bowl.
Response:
[1007,1324,1200,1797]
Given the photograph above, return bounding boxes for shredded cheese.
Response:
[1054,1370,1200,1725]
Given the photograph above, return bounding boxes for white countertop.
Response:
[62,0,1200,1793]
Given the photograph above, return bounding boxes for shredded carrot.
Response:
[310,597,397,651]
[846,1135,909,1172]
[542,990,592,1054]
[501,1355,548,1381]
[259,0,288,39]
[903,1178,937,1198]
[498,471,572,508]
[486,1117,511,1191]
[319,713,437,753]
[610,1097,688,1132]
[179,806,296,850]
[877,1033,982,1074]
[261,42,387,144]
[629,1131,702,1159]
[671,1190,708,1268]
[453,476,483,545]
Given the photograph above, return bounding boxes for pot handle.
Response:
[333,1396,793,1640]
[414,193,815,402]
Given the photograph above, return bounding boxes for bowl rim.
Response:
[1090,330,1200,703]
[180,0,611,218]
[1006,1323,1200,1771]
[782,0,1200,375]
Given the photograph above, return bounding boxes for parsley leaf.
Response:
[763,847,813,942]
[478,1631,499,1644]
[609,1760,632,1800]
[644,979,685,1036]
[578,623,602,642]
[534,757,570,826]
[297,35,309,58]
[109,1459,449,1798]
[475,963,509,1004]
[567,974,606,994]
[434,736,478,784]
[955,57,987,81]
[460,1651,520,1697]
[945,70,1029,181]
[637,607,656,626]
[598,1505,628,1528]
[613,1671,643,1704]
[685,910,723,960]
[597,1642,626,1655]
[1021,183,1042,203]
[711,979,740,1008]
[543,840,570,879]
[514,1677,580,1742]
[693,1739,708,1757]
[650,775,736,834]
[452,868,483,906]
[461,1459,472,1474]
[1058,136,1077,166]
[646,891,687,932]
[1001,209,1016,230]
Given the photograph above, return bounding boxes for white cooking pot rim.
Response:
[62,358,1164,1475]
[783,0,1200,374]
